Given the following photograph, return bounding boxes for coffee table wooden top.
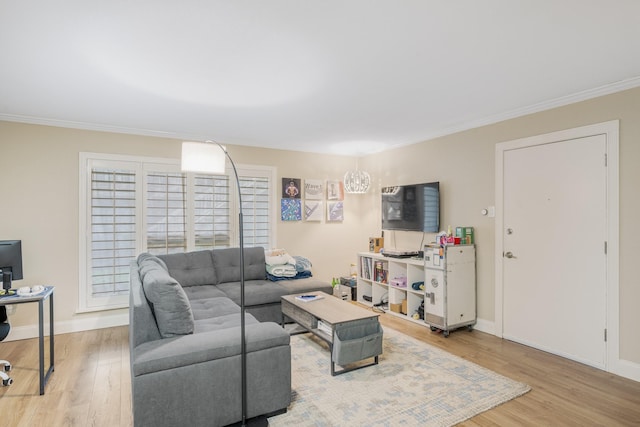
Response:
[282,291,378,324]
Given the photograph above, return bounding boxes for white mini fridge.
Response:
[423,244,476,337]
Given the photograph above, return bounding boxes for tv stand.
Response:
[357,252,427,326]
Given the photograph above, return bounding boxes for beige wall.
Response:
[361,86,640,364]
[1,85,638,368]
[0,123,361,333]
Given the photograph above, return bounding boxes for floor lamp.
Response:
[181,140,247,426]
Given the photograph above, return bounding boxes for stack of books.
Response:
[295,294,324,302]
[316,320,332,336]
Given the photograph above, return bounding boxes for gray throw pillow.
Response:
[141,265,194,338]
[137,252,168,270]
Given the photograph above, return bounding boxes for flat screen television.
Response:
[381,182,440,233]
[0,240,23,290]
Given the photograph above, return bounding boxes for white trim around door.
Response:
[494,120,632,380]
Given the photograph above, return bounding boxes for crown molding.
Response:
[387,75,640,151]
[2,75,640,154]
[0,114,178,138]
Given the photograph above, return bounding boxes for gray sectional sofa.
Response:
[129,247,333,427]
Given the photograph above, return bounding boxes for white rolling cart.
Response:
[423,244,476,337]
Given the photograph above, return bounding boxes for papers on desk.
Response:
[17,285,46,297]
[0,286,49,299]
[295,294,324,302]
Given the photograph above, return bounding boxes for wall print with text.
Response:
[304,179,323,200]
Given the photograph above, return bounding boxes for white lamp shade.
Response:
[181,141,226,174]
[344,170,371,193]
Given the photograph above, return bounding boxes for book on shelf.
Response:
[295,294,324,302]
[360,257,372,280]
[374,260,388,283]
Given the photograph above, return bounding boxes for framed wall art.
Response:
[327,201,344,222]
[326,180,344,201]
[282,178,301,199]
[304,200,323,221]
[304,179,323,200]
[281,199,302,221]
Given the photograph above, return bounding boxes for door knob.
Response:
[504,251,516,259]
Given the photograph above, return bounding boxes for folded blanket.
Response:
[293,256,312,273]
[265,248,296,266]
[267,270,313,281]
[266,263,297,277]
[265,249,314,280]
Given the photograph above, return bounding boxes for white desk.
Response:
[0,286,54,395]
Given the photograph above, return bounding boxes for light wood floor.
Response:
[1,313,639,426]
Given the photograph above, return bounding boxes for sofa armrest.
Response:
[132,322,289,377]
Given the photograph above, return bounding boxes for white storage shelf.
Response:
[357,252,426,326]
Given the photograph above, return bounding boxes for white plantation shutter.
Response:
[90,169,137,297]
[80,153,275,312]
[240,176,270,248]
[194,174,231,249]
[146,172,187,255]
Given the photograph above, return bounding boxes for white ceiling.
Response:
[2,1,640,156]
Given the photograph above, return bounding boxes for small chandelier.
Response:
[343,169,371,194]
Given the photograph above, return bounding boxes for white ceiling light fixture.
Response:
[343,162,371,194]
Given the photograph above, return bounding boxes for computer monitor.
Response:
[0,240,23,291]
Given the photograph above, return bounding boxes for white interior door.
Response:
[501,135,607,369]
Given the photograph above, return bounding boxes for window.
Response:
[146,171,188,255]
[90,168,138,299]
[239,176,270,248]
[79,153,276,312]
[193,175,231,249]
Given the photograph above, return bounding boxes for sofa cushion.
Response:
[216,280,288,306]
[190,297,240,321]
[275,277,334,296]
[159,250,217,287]
[194,312,259,333]
[182,284,228,302]
[138,253,169,286]
[138,252,168,271]
[141,261,195,338]
[212,247,267,283]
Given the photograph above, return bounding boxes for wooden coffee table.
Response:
[281,291,383,376]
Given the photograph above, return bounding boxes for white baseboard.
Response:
[3,311,129,341]
[473,317,495,335]
[474,317,640,383]
[611,358,640,383]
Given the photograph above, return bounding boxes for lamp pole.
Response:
[182,140,247,425]
[210,142,247,426]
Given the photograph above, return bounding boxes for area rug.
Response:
[268,327,530,426]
